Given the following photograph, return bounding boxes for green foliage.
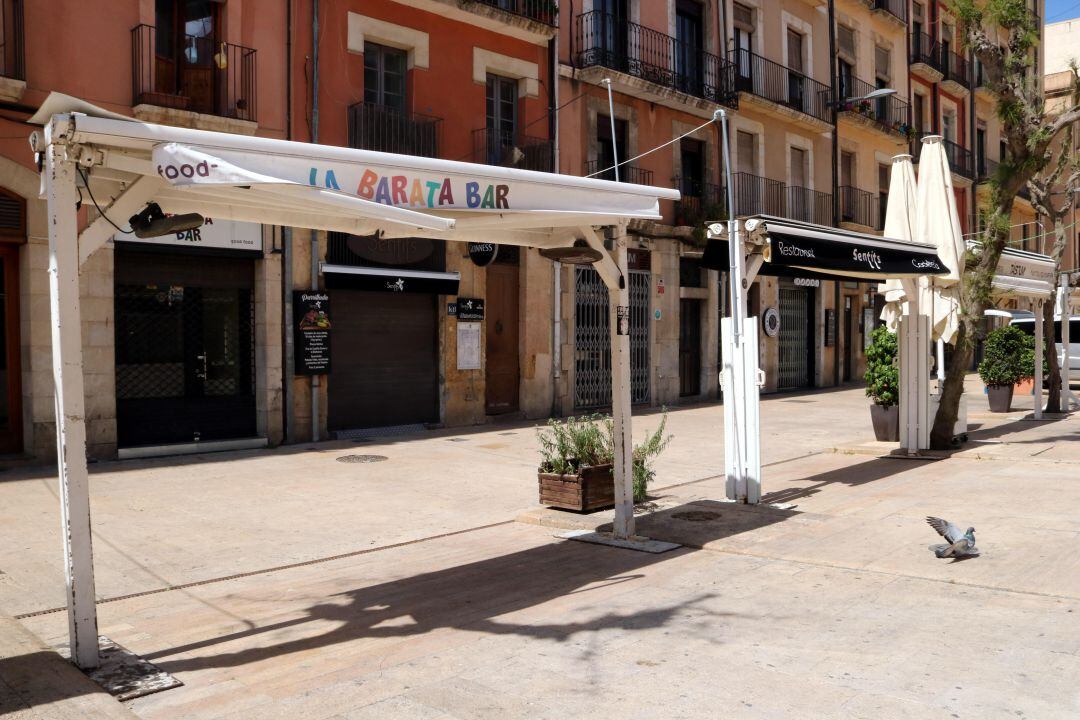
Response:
[864,326,899,407]
[978,325,1029,386]
[1019,330,1051,380]
[537,413,673,502]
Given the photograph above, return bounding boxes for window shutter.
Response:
[733,3,753,30]
[875,46,891,80]
[838,26,855,58]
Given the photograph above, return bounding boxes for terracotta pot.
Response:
[1013,377,1034,396]
[538,463,614,512]
[870,403,899,442]
[987,384,1014,413]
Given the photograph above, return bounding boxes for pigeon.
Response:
[926,516,979,558]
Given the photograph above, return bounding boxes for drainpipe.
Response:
[310,0,320,443]
[550,32,562,417]
[282,0,294,444]
[828,0,841,386]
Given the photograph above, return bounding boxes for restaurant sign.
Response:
[294,291,331,375]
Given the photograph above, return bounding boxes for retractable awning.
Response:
[323,264,461,294]
[702,215,948,280]
[989,247,1056,299]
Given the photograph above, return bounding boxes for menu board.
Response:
[294,291,331,374]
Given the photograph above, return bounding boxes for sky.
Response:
[1047,0,1080,23]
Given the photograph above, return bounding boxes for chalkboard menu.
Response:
[295,291,331,374]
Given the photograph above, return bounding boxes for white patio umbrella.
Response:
[914,135,966,344]
[879,153,919,329]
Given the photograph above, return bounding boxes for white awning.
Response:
[987,247,1056,299]
[31,93,679,248]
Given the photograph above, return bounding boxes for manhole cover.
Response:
[335,454,388,464]
[672,510,721,522]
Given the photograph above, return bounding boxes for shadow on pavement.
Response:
[142,501,796,674]
[758,457,913,506]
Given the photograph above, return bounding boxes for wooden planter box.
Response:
[538,463,614,512]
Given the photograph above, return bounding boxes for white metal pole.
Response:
[602,79,620,183]
[936,338,945,387]
[1059,284,1074,409]
[1034,298,1044,420]
[45,141,100,669]
[609,223,634,538]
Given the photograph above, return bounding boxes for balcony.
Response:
[911,133,974,180]
[909,31,943,82]
[472,127,553,172]
[574,11,737,110]
[0,0,24,101]
[348,103,441,158]
[975,156,998,182]
[941,49,971,95]
[839,185,880,230]
[583,159,655,185]
[837,73,912,138]
[131,24,257,131]
[871,0,907,25]
[731,48,833,128]
[673,173,831,227]
[471,0,557,26]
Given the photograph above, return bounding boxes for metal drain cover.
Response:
[336,454,388,464]
[672,510,721,522]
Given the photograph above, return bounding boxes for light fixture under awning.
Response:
[322,264,461,295]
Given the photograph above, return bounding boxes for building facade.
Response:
[0,0,1057,462]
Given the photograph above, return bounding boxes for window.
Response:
[736,130,756,175]
[875,46,891,83]
[837,25,855,61]
[838,59,854,102]
[597,114,628,182]
[733,3,754,77]
[787,29,805,108]
[676,0,704,92]
[153,0,221,114]
[841,151,854,186]
[878,164,889,231]
[913,93,926,132]
[942,111,955,142]
[364,43,407,111]
[976,123,987,174]
[789,147,807,188]
[680,138,706,197]
[486,74,517,139]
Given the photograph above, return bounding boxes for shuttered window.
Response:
[733,3,753,31]
[838,25,855,60]
[875,46,891,82]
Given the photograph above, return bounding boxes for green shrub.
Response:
[864,325,899,407]
[537,413,672,502]
[978,325,1028,386]
[1019,330,1051,380]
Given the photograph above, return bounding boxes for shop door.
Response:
[329,291,438,430]
[115,253,256,447]
[679,299,701,397]
[485,262,520,415]
[778,285,814,389]
[574,266,650,409]
[0,245,21,453]
[843,295,854,382]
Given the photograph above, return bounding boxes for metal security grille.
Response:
[574,267,650,409]
[778,285,811,389]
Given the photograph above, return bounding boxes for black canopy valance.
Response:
[702,216,948,280]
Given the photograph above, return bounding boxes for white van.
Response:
[1009,316,1080,372]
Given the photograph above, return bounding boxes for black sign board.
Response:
[456,297,485,321]
[294,291,331,375]
[468,243,499,267]
[767,230,947,277]
[824,309,836,347]
[324,269,460,295]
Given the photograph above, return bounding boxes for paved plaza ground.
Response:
[2,377,1079,718]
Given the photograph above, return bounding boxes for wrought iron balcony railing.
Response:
[942,49,971,89]
[730,48,833,123]
[347,103,441,157]
[786,186,833,226]
[0,0,23,81]
[872,0,907,23]
[909,31,942,72]
[837,73,912,135]
[472,127,553,172]
[574,11,737,107]
[583,159,655,185]
[910,132,974,179]
[839,185,880,229]
[132,24,257,121]
[976,156,998,181]
[730,171,786,217]
[472,0,558,27]
[673,177,724,224]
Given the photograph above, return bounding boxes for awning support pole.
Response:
[45,139,100,669]
[898,278,929,453]
[607,223,634,539]
[1034,298,1044,420]
[1058,285,1075,410]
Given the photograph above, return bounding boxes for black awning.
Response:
[323,264,461,295]
[703,217,948,280]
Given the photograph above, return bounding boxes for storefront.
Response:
[0,188,23,454]
[777,278,816,389]
[113,219,263,449]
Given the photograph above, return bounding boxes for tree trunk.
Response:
[1043,295,1062,413]
[931,322,972,449]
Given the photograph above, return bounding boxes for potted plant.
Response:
[1016,330,1050,396]
[978,325,1028,412]
[537,414,671,511]
[864,325,899,441]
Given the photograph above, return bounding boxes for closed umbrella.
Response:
[879,153,919,330]
[915,135,965,344]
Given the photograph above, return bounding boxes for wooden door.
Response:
[0,245,21,453]
[679,299,701,397]
[485,262,520,414]
[843,295,854,382]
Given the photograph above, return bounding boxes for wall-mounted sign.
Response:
[824,309,836,347]
[346,235,434,265]
[656,278,666,295]
[468,242,498,267]
[457,322,481,370]
[762,307,780,337]
[456,297,485,321]
[294,291,331,375]
[447,302,458,316]
[793,277,820,288]
[116,218,261,253]
[616,306,630,335]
